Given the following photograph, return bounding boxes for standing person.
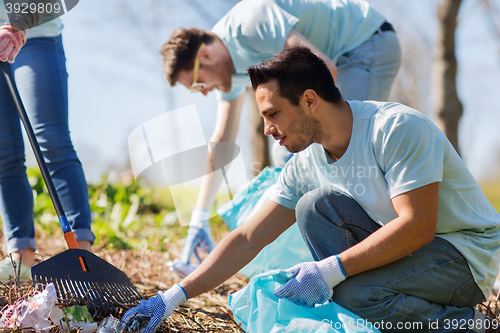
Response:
[163,0,402,276]
[123,47,500,333]
[0,4,95,282]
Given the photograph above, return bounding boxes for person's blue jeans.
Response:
[295,188,486,333]
[336,28,401,102]
[0,35,95,253]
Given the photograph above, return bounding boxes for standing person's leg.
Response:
[13,36,94,250]
[296,188,486,333]
[0,60,36,280]
[335,27,401,102]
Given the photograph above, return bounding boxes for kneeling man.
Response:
[124,47,500,333]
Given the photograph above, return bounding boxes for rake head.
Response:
[31,249,143,321]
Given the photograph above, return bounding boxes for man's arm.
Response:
[271,183,440,307]
[123,201,295,333]
[170,92,249,275]
[181,200,297,298]
[339,182,439,277]
[194,93,247,211]
[284,29,338,80]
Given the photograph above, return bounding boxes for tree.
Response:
[433,0,463,154]
[247,89,271,176]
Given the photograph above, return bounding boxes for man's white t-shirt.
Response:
[212,0,385,101]
[270,100,500,298]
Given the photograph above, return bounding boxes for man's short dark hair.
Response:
[247,46,342,105]
[161,28,217,86]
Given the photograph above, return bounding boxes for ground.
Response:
[0,237,248,332]
[1,234,499,332]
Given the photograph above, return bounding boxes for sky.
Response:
[23,0,500,186]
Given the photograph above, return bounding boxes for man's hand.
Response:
[273,256,346,307]
[182,208,216,264]
[167,209,216,278]
[122,284,187,333]
[167,227,216,278]
[181,226,216,263]
[0,25,26,63]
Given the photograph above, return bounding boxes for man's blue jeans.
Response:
[0,35,95,253]
[336,29,401,102]
[296,188,485,332]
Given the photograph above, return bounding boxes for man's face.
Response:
[176,48,233,96]
[255,80,323,153]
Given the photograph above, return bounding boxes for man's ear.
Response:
[303,89,318,112]
[198,47,212,63]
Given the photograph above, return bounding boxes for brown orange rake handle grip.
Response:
[64,231,88,272]
[64,231,80,249]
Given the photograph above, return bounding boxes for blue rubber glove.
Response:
[273,255,347,307]
[181,208,216,265]
[168,209,216,278]
[180,226,216,264]
[122,284,187,333]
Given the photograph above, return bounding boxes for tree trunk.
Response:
[247,88,270,176]
[434,0,463,154]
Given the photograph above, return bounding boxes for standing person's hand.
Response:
[0,24,26,63]
[122,284,187,333]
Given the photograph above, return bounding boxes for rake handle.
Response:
[0,62,79,249]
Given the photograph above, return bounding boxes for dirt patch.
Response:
[94,245,248,332]
[1,240,499,332]
[1,240,248,332]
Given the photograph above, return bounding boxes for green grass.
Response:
[4,168,499,252]
[1,167,229,251]
[480,179,500,213]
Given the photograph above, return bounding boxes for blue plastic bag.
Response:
[229,270,381,333]
[217,167,313,278]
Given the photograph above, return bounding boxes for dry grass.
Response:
[1,233,499,332]
[0,237,248,333]
[94,244,248,332]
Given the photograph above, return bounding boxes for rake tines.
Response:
[31,249,143,321]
